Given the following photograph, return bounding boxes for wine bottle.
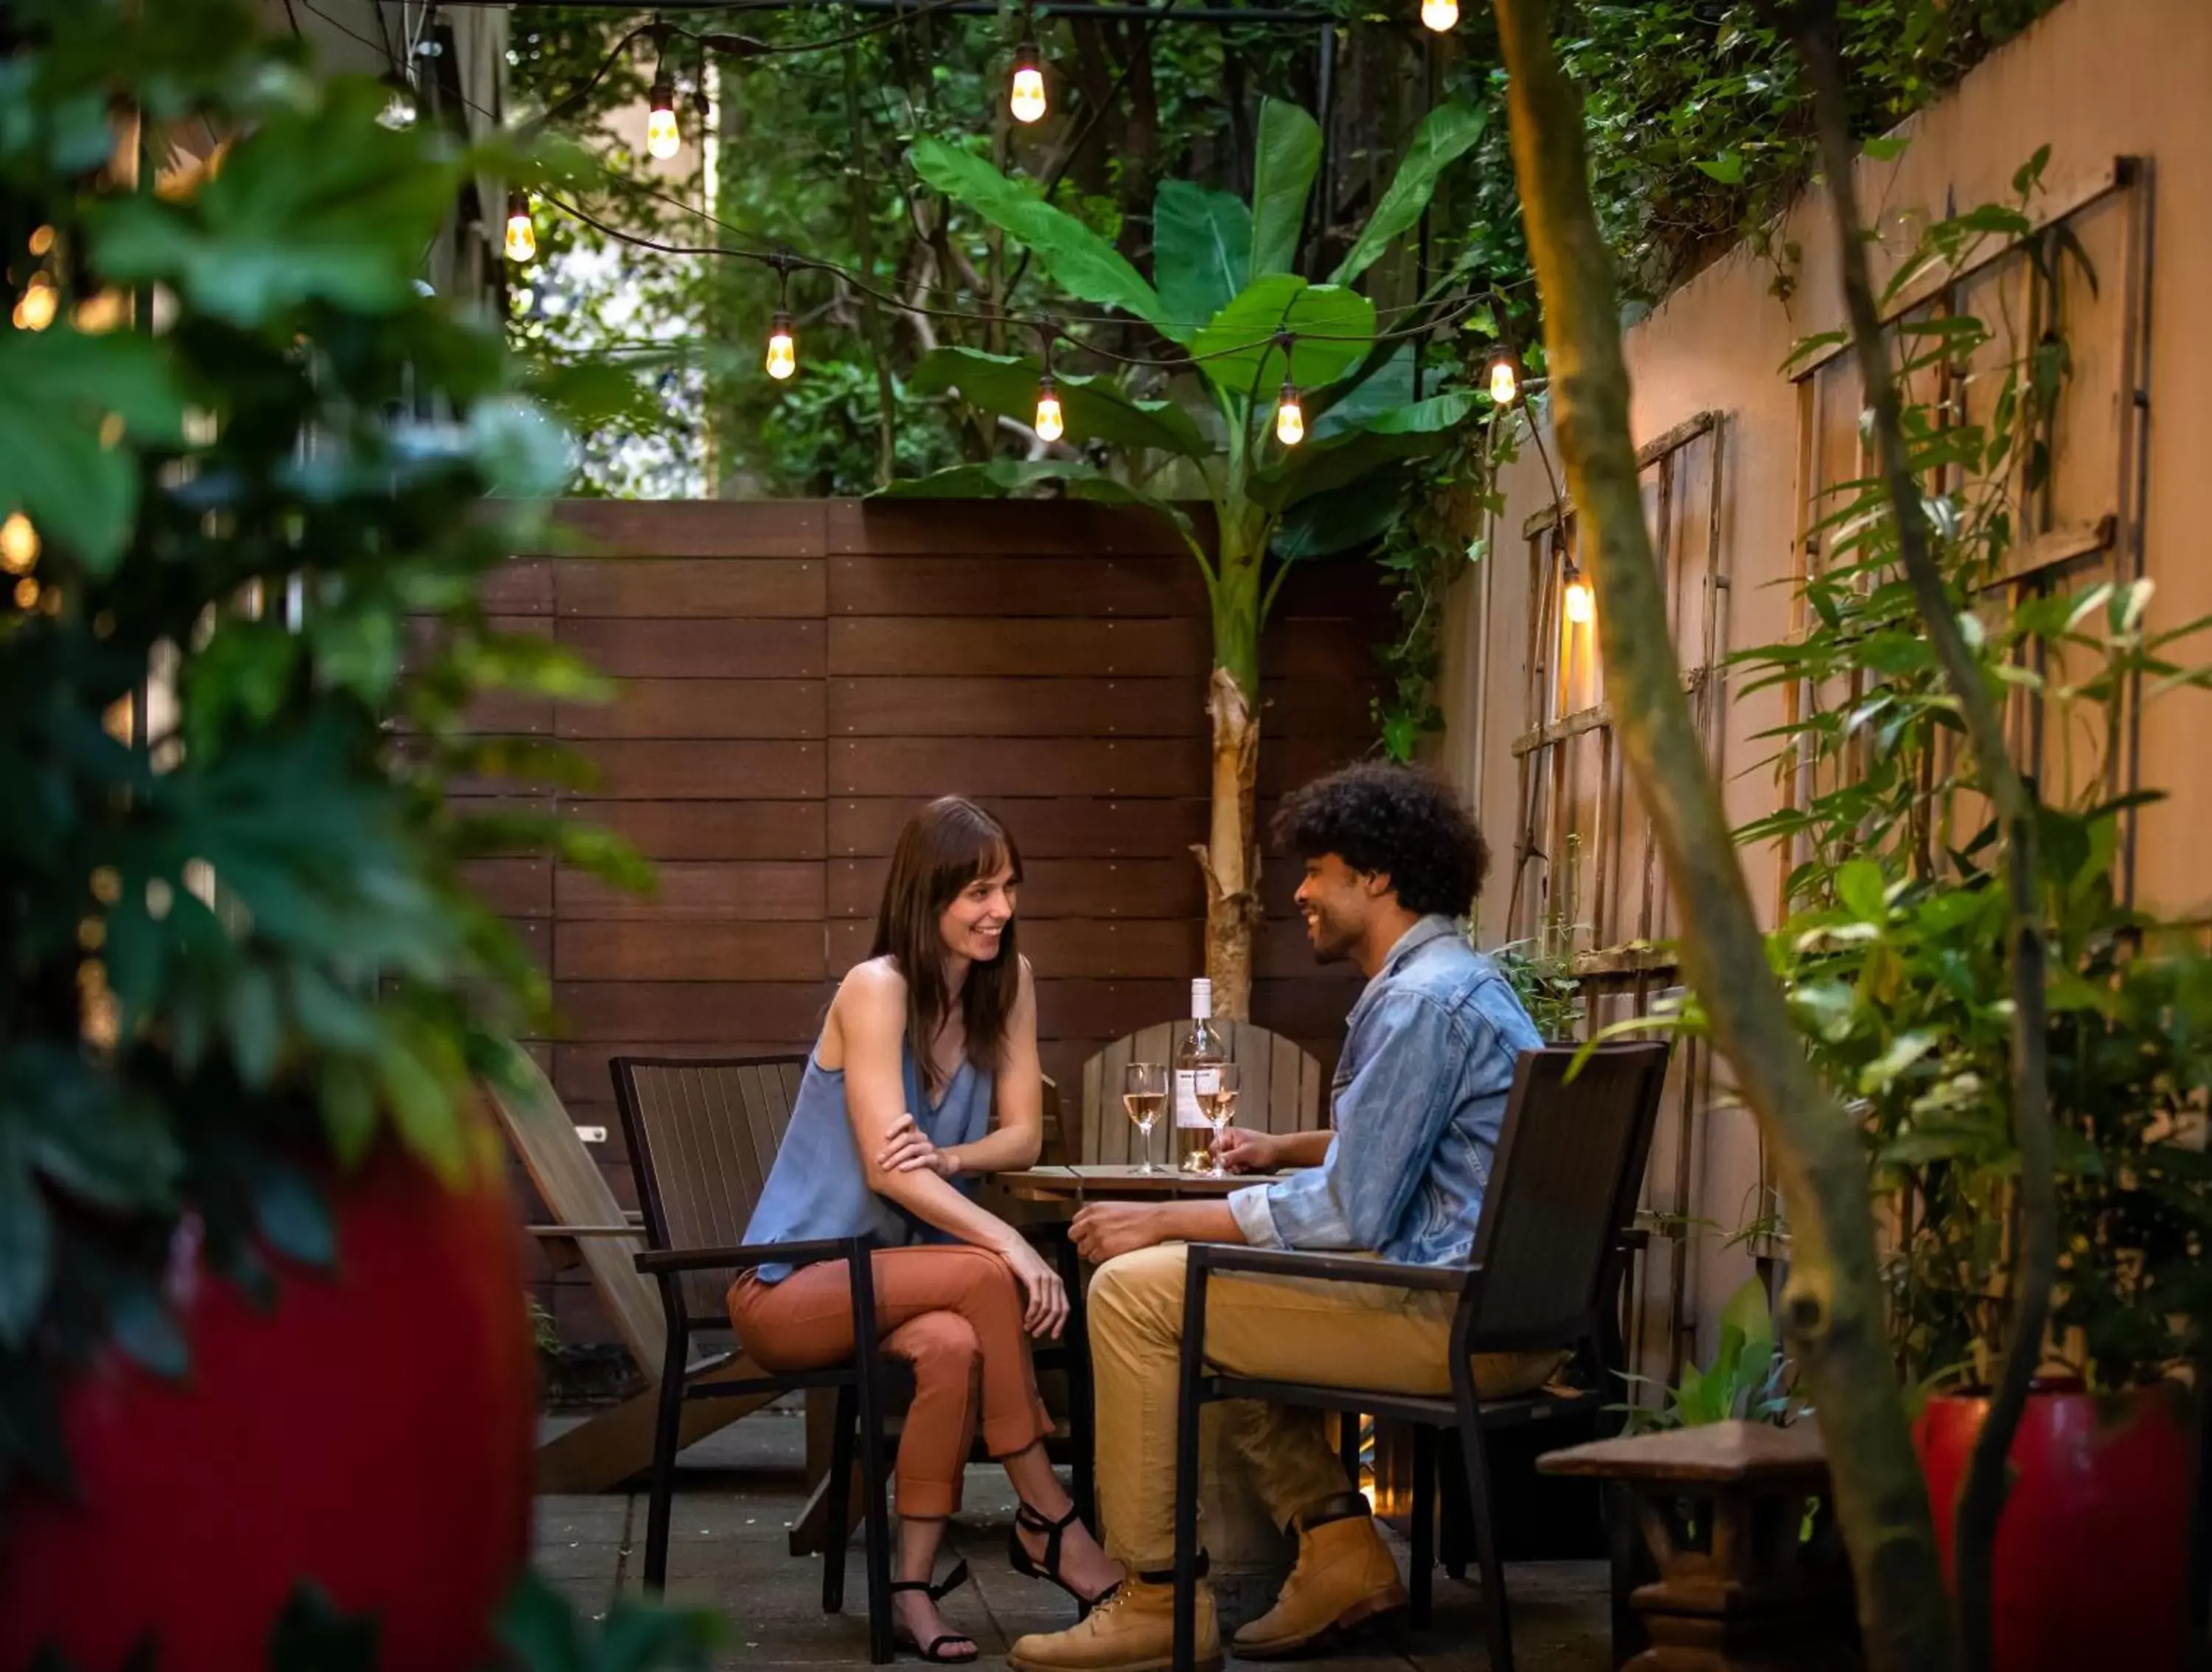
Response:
[1175,978,1225,1172]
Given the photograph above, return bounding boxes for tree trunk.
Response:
[1197,531,1264,1020]
[1198,666,1260,1020]
[1488,5,1958,1669]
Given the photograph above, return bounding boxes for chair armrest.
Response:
[1186,1242,1473,1295]
[634,1237,858,1276]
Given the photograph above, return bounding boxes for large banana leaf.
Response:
[1189,276,1375,402]
[873,457,1197,548]
[1248,99,1321,278]
[1310,346,1413,442]
[909,138,1172,335]
[908,346,1209,459]
[1152,180,1251,343]
[1329,103,1489,286]
[1271,468,1413,560]
[1249,390,1475,511]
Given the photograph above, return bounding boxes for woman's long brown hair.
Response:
[870,797,1023,1095]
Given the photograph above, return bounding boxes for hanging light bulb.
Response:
[1009,38,1048,124]
[13,275,56,333]
[765,310,797,380]
[503,191,538,265]
[1420,0,1460,30]
[1275,378,1305,447]
[646,77,682,160]
[1487,349,1520,407]
[1563,557,1595,625]
[1034,372,1065,442]
[0,512,37,574]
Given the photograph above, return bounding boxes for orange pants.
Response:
[728,1244,1053,1518]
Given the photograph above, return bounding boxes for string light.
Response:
[1033,372,1064,442]
[1272,333,1304,445]
[1009,35,1047,124]
[764,256,797,379]
[1420,0,1459,30]
[13,275,55,332]
[538,191,1500,378]
[1562,554,1594,625]
[0,512,37,574]
[765,311,796,379]
[1487,349,1520,407]
[504,191,538,264]
[27,226,54,257]
[645,76,681,160]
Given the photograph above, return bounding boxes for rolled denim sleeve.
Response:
[1241,992,1478,1253]
[1227,1181,1288,1248]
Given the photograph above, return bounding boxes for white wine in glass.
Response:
[1196,1061,1242,1178]
[1123,1062,1169,1175]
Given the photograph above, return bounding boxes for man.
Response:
[1009,762,1553,1672]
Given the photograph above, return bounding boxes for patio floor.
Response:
[533,1410,1616,1672]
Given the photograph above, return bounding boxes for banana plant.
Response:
[888,98,1486,1015]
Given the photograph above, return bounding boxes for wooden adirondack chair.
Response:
[482,1041,777,1494]
[1077,1020,1327,1164]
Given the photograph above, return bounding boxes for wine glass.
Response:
[1122,1062,1169,1175]
[1197,1061,1242,1178]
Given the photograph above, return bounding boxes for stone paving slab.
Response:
[533,1409,1613,1672]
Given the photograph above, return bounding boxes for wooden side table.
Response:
[1537,1421,1859,1672]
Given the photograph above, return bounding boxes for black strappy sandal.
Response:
[888,1561,979,1664]
[1008,1502,1120,1616]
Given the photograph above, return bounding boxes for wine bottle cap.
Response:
[1191,977,1212,1019]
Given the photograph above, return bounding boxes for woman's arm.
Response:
[834,962,1028,1253]
[944,955,1043,1176]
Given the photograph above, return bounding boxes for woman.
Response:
[731,796,1123,1662]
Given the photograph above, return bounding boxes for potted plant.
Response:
[0,3,662,1666]
[1729,161,2212,1672]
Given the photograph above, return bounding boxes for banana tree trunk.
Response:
[1489,4,1958,1669]
[1197,518,1265,1020]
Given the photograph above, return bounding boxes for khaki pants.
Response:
[1086,1243,1559,1571]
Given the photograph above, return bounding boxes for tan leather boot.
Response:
[1231,1511,1408,1659]
[1008,1575,1220,1672]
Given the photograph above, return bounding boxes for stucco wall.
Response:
[1436,0,2212,1370]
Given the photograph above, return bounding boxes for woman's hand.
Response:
[1214,1127,1285,1174]
[877,1113,960,1179]
[999,1236,1069,1340]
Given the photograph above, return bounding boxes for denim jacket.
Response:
[1228,916,1541,1266]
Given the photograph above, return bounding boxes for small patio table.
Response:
[998,1163,1306,1202]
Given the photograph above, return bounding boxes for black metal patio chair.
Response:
[613,1053,1094,1665]
[1169,1041,1671,1672]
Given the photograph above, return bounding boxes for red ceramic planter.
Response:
[0,1135,538,1672]
[1914,1382,2194,1672]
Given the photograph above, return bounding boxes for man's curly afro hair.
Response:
[1270,762,1489,919]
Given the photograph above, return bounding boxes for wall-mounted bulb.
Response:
[0,512,38,574]
[1009,40,1047,124]
[1563,565,1595,626]
[1488,351,1520,407]
[1034,374,1064,442]
[1420,0,1460,30]
[765,311,797,380]
[1275,380,1305,447]
[646,80,681,160]
[13,275,55,332]
[504,192,537,265]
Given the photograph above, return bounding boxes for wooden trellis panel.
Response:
[1501,413,1731,1387]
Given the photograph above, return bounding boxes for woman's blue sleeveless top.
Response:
[741,1036,995,1282]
